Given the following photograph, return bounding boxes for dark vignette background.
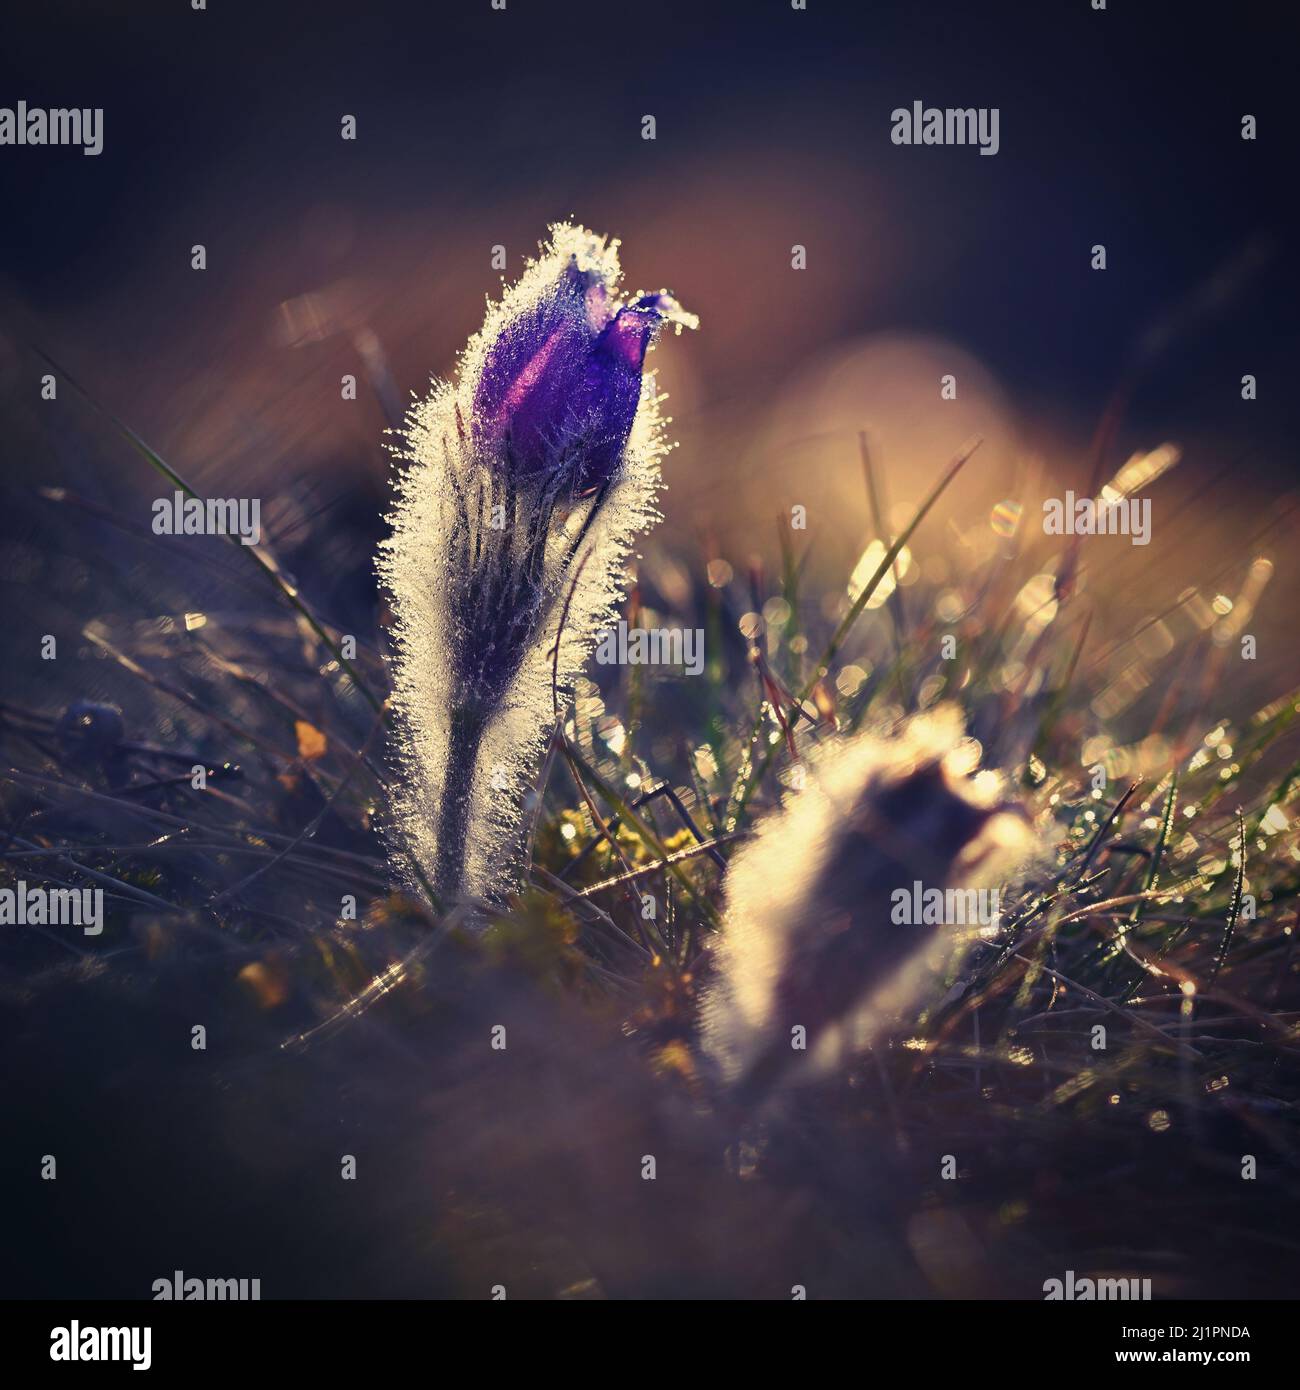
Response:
[0,0,1297,1300]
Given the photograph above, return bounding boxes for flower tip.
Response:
[633,291,699,334]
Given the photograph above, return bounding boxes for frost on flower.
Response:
[702,706,1032,1105]
[378,223,696,905]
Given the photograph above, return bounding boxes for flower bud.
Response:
[702,707,1032,1107]
[473,255,695,491]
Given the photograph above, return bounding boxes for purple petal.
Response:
[471,257,691,488]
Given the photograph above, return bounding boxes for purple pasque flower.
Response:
[473,256,694,494]
[380,224,694,910]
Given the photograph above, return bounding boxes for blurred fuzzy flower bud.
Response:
[702,706,1032,1108]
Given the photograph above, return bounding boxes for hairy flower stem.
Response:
[434,703,490,902]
